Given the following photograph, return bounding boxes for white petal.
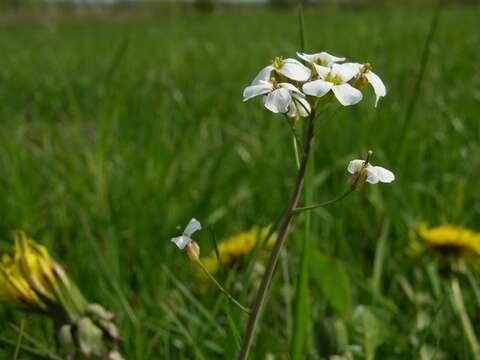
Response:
[184,218,202,237]
[243,82,273,101]
[297,51,345,65]
[251,65,273,85]
[279,82,303,95]
[171,236,191,250]
[366,168,380,184]
[277,59,311,82]
[347,159,365,174]
[313,64,331,78]
[332,84,363,106]
[332,63,359,82]
[320,51,346,64]
[289,93,311,117]
[302,79,333,97]
[371,166,395,183]
[296,52,312,63]
[365,71,386,107]
[264,87,291,113]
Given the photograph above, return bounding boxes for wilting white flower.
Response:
[347,159,395,184]
[297,51,345,67]
[350,63,386,107]
[303,63,363,106]
[243,80,307,114]
[252,57,311,84]
[171,218,202,250]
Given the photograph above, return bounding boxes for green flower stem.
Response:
[196,259,251,315]
[238,112,316,360]
[293,188,354,213]
[451,276,480,360]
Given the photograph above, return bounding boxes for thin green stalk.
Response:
[238,113,316,360]
[293,188,354,213]
[451,276,480,360]
[13,317,25,360]
[291,120,314,359]
[393,0,441,164]
[297,0,305,52]
[197,260,251,315]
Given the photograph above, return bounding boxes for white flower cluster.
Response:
[243,51,386,117]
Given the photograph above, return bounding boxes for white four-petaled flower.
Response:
[297,51,345,67]
[347,159,395,184]
[243,80,309,115]
[302,63,363,106]
[349,63,386,107]
[171,218,202,250]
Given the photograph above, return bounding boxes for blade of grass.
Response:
[393,0,441,165]
[13,317,25,360]
[372,217,391,296]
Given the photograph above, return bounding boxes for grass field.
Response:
[0,5,480,359]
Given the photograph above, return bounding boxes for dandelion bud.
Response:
[58,324,76,355]
[186,241,201,262]
[77,317,106,357]
[86,303,115,321]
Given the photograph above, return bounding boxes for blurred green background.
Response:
[0,0,479,358]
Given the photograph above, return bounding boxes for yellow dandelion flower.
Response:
[418,222,480,259]
[202,226,276,275]
[0,230,71,311]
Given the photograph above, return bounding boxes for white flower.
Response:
[350,63,386,107]
[251,57,311,84]
[297,51,345,67]
[171,218,202,250]
[347,159,395,184]
[302,63,363,106]
[243,80,307,114]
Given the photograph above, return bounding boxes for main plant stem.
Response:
[238,113,316,360]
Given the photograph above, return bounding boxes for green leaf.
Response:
[310,250,352,318]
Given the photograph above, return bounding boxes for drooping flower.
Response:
[251,57,311,84]
[171,218,202,261]
[297,51,345,67]
[418,223,480,257]
[303,63,363,106]
[171,218,202,250]
[201,226,275,275]
[351,63,386,107]
[243,80,309,115]
[347,155,394,190]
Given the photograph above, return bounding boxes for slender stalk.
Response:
[393,0,441,164]
[13,317,25,360]
[197,260,251,315]
[451,276,480,360]
[238,113,316,360]
[293,188,354,213]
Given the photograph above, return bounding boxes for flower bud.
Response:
[77,317,105,357]
[86,303,115,321]
[186,241,200,262]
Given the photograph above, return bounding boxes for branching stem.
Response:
[238,111,316,359]
[197,260,251,315]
